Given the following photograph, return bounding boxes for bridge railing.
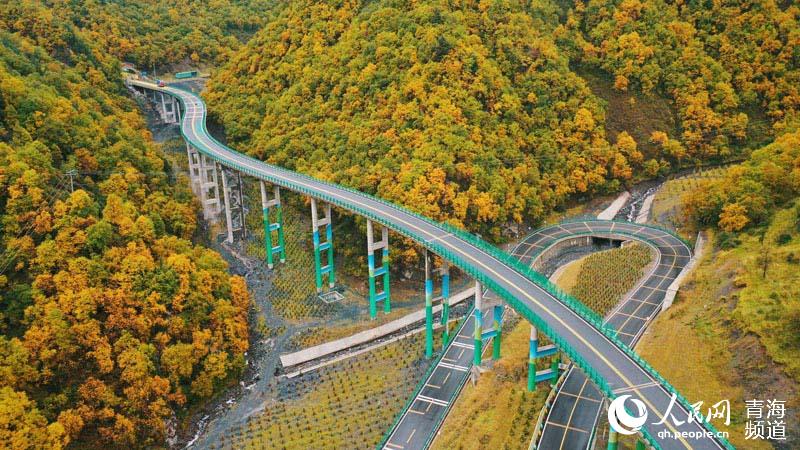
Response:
[156,84,734,450]
[558,217,694,250]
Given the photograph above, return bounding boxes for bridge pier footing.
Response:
[366,220,390,318]
[311,198,335,292]
[260,181,285,269]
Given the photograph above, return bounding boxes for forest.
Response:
[1,0,799,448]
[0,2,253,448]
[206,0,798,246]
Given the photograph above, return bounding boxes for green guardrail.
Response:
[523,228,677,266]
[152,83,735,450]
[175,70,198,79]
[557,217,694,250]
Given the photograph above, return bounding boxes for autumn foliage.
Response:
[206,1,650,242]
[682,126,800,231]
[0,4,251,449]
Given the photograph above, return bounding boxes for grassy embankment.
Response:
[215,331,441,449]
[649,168,727,237]
[433,244,652,449]
[637,201,800,449]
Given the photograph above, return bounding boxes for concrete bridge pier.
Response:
[185,142,202,196]
[185,146,221,222]
[158,92,180,123]
[423,250,450,358]
[439,260,450,348]
[259,181,285,269]
[218,165,246,243]
[473,281,483,366]
[366,220,390,318]
[424,249,434,358]
[608,429,618,450]
[311,198,335,292]
[527,325,559,391]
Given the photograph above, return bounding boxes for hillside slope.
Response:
[206,1,649,243]
[0,3,253,448]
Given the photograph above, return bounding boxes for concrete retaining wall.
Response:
[280,286,477,368]
[635,193,655,223]
[597,191,631,220]
[662,232,705,310]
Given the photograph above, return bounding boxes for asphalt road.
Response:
[383,306,479,450]
[517,221,693,450]
[129,80,729,450]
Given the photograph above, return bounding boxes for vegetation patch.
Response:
[636,227,798,448]
[211,332,437,449]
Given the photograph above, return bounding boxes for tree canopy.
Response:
[0,3,251,448]
[206,0,650,242]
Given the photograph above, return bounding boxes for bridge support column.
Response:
[260,181,285,269]
[528,326,537,391]
[219,165,246,243]
[366,220,390,318]
[607,429,618,450]
[424,253,453,358]
[440,261,450,349]
[424,249,434,359]
[550,353,561,387]
[185,143,201,196]
[528,325,559,391]
[311,198,334,292]
[158,92,179,123]
[473,281,483,366]
[492,305,502,360]
[635,440,646,450]
[190,149,220,222]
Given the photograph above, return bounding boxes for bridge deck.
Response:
[128,79,729,450]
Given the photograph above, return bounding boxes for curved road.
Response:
[515,221,692,449]
[385,220,694,449]
[129,79,730,450]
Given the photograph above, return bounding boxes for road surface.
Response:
[128,80,731,450]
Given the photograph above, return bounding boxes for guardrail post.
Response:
[260,181,285,269]
[528,325,537,391]
[473,281,483,366]
[424,249,434,359]
[440,260,450,348]
[367,220,390,318]
[311,198,334,292]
